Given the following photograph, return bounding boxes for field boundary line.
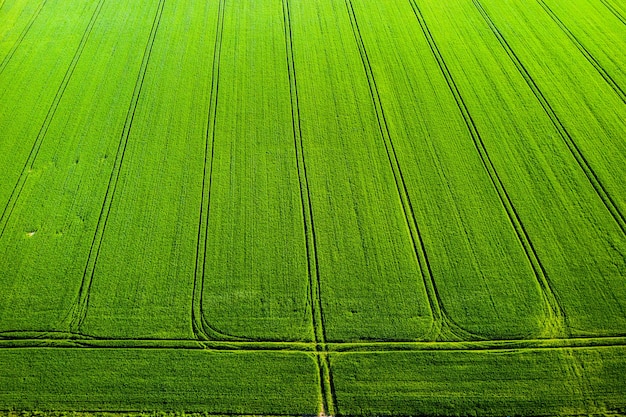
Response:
[538,0,626,105]
[600,0,626,25]
[66,0,166,333]
[2,335,626,353]
[191,0,247,343]
[471,0,626,240]
[409,0,567,339]
[282,0,335,414]
[0,0,105,239]
[0,0,48,75]
[344,0,490,343]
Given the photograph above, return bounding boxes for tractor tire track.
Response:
[2,333,626,353]
[282,0,335,413]
[410,0,567,339]
[345,0,484,343]
[68,0,166,333]
[473,1,626,241]
[0,0,48,75]
[600,0,626,25]
[473,0,626,238]
[0,0,106,239]
[538,0,626,106]
[191,0,249,343]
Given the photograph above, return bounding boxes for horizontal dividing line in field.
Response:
[1,335,626,353]
[0,411,302,417]
[0,0,48,75]
[538,0,626,105]
[600,0,626,25]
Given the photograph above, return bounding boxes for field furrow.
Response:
[344,0,550,339]
[0,0,106,241]
[288,0,435,342]
[0,0,625,414]
[539,0,626,104]
[0,0,47,72]
[76,0,216,340]
[476,0,626,223]
[0,0,162,332]
[600,0,626,24]
[411,0,626,335]
[200,0,312,342]
[282,0,335,413]
[0,0,100,230]
[473,0,626,334]
[191,0,232,343]
[343,0,446,340]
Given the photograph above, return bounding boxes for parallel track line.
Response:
[538,0,626,105]
[0,0,105,239]
[0,0,48,75]
[472,0,626,238]
[410,0,567,338]
[599,0,626,25]
[345,0,485,342]
[282,0,335,413]
[473,0,626,240]
[191,0,247,343]
[69,0,166,332]
[2,335,626,353]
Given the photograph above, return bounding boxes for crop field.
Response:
[1,0,626,415]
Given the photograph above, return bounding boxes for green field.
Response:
[1,0,626,414]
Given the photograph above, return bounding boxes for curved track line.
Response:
[472,0,626,238]
[68,0,166,333]
[0,0,105,239]
[409,0,567,339]
[191,0,248,343]
[0,0,48,75]
[345,0,487,343]
[282,0,335,413]
[537,0,626,106]
[471,0,626,326]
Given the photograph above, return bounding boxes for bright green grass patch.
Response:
[0,349,320,414]
[332,346,626,416]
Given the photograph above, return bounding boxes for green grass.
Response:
[0,349,320,414]
[332,347,626,415]
[1,0,626,414]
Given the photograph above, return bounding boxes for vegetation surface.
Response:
[1,0,626,415]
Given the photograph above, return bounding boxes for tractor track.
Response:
[472,0,626,239]
[67,0,166,333]
[538,0,626,106]
[0,0,48,75]
[344,0,481,343]
[0,0,106,239]
[282,0,336,413]
[191,0,243,343]
[410,0,567,339]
